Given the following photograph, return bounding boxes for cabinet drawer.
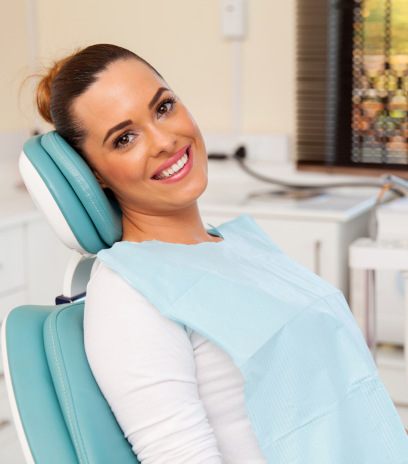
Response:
[0,226,25,294]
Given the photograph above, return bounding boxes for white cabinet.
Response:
[0,226,25,295]
[0,224,28,377]
[0,214,71,436]
[0,217,71,367]
[25,218,73,305]
[201,195,372,300]
[199,159,381,300]
[0,224,28,436]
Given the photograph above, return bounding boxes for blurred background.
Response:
[1,1,408,462]
[1,0,295,145]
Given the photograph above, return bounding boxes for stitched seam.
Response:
[51,135,112,232]
[45,304,89,463]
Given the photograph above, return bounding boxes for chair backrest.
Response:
[19,131,122,255]
[2,132,139,463]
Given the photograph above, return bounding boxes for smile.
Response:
[151,146,193,183]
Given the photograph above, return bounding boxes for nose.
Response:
[146,123,177,157]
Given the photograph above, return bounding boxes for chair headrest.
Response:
[20,131,122,255]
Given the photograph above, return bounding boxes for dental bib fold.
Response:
[97,213,408,463]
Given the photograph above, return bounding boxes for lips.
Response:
[151,145,190,178]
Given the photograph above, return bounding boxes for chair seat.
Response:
[4,303,138,463]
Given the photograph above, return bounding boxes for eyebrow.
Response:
[102,119,133,145]
[148,86,169,110]
[102,86,170,146]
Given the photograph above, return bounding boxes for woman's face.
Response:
[72,58,208,216]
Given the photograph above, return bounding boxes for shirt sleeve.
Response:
[83,261,223,464]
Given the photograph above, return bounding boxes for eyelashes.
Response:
[113,132,137,150]
[113,96,177,150]
[157,96,176,116]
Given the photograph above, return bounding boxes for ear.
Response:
[93,169,108,189]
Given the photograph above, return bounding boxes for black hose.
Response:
[232,146,407,197]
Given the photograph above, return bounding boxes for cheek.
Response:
[103,157,143,188]
[177,106,202,136]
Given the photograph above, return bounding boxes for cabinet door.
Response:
[0,225,25,294]
[25,218,72,305]
[202,214,323,275]
[201,213,346,293]
[253,217,322,273]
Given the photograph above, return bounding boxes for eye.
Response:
[157,97,176,118]
[113,132,137,150]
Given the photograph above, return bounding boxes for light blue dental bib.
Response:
[97,214,408,463]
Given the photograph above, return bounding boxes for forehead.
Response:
[72,59,166,136]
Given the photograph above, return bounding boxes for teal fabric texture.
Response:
[97,213,408,463]
[23,133,122,253]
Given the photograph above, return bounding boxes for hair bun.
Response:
[36,51,78,124]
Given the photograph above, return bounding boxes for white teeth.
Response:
[155,152,188,179]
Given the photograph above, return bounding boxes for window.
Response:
[297,0,408,177]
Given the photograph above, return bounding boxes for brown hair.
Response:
[35,43,164,154]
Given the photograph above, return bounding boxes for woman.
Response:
[35,44,408,463]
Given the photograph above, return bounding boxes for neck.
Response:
[120,203,223,244]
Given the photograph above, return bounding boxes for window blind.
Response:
[296,0,408,176]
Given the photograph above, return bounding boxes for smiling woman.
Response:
[34,43,257,464]
[36,44,220,246]
[32,43,408,464]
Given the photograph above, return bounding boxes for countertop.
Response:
[200,158,389,222]
[0,157,392,229]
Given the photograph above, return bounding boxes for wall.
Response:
[0,0,32,131]
[1,0,296,148]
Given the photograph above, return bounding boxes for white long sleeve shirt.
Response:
[84,260,267,464]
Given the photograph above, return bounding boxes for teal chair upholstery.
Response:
[3,303,139,463]
[2,131,139,463]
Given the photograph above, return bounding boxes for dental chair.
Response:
[1,132,139,463]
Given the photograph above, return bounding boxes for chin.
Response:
[192,168,208,193]
[185,176,208,201]
[172,174,207,208]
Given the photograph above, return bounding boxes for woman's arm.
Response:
[84,262,223,464]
